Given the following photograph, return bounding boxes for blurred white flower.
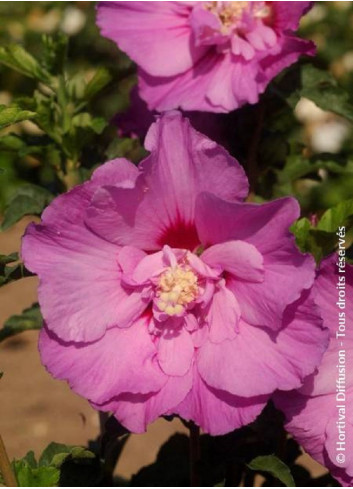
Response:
[61,7,86,36]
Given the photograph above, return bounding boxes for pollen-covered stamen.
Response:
[205,1,249,29]
[205,2,272,32]
[156,265,199,316]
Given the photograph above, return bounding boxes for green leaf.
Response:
[1,184,53,231]
[0,252,19,265]
[247,455,295,487]
[84,67,112,100]
[317,199,353,232]
[291,217,312,252]
[0,253,33,287]
[13,461,59,487]
[0,45,52,84]
[39,442,94,469]
[21,451,37,469]
[0,304,42,342]
[0,105,36,130]
[71,113,107,134]
[287,65,353,122]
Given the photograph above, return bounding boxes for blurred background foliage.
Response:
[0,1,352,255]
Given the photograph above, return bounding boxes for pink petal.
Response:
[174,366,268,435]
[21,166,147,343]
[96,1,207,77]
[39,318,167,405]
[158,327,194,376]
[273,2,313,31]
[207,283,240,343]
[87,112,248,251]
[196,193,315,330]
[95,368,193,433]
[201,240,264,282]
[198,291,328,397]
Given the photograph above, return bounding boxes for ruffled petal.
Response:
[158,327,194,376]
[86,113,248,251]
[94,368,193,433]
[22,161,146,343]
[207,283,240,343]
[39,318,167,405]
[201,240,264,282]
[96,2,207,77]
[274,255,353,485]
[196,193,315,330]
[174,366,268,435]
[198,291,328,397]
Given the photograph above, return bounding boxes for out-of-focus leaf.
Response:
[13,461,59,487]
[0,304,42,342]
[84,67,112,100]
[12,442,99,487]
[0,45,52,84]
[247,455,295,487]
[317,199,353,232]
[42,33,68,75]
[0,251,19,265]
[1,184,53,231]
[291,199,353,263]
[287,65,353,122]
[0,105,36,129]
[0,134,27,151]
[71,113,107,134]
[291,217,312,252]
[0,253,33,287]
[39,442,95,469]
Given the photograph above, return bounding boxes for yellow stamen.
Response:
[156,265,199,316]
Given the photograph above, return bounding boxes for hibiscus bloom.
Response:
[97,1,315,113]
[275,255,353,486]
[22,112,327,434]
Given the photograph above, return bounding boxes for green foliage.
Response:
[1,183,53,230]
[12,442,98,487]
[0,44,52,84]
[287,64,353,122]
[247,455,295,487]
[0,104,36,129]
[291,199,353,262]
[0,303,42,342]
[0,252,32,287]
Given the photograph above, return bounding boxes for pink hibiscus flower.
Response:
[22,112,327,434]
[96,1,315,113]
[275,255,353,486]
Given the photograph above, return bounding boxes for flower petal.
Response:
[21,163,147,343]
[93,368,193,433]
[207,283,240,343]
[201,240,264,282]
[196,193,315,330]
[158,327,194,376]
[96,2,207,77]
[198,291,328,397]
[86,113,248,251]
[39,318,167,405]
[174,366,268,435]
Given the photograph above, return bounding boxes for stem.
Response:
[247,102,265,193]
[99,411,110,442]
[189,422,201,487]
[0,435,17,487]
